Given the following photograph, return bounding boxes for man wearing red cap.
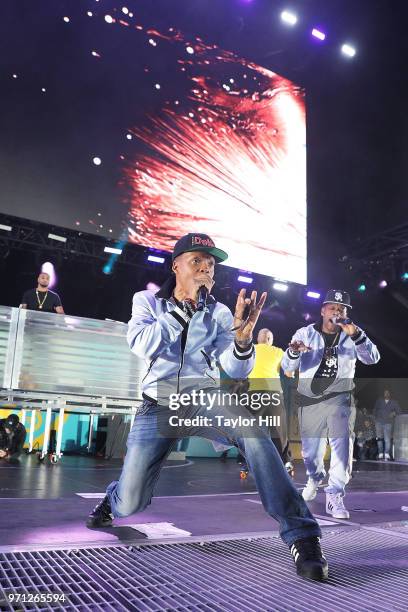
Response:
[88,234,328,581]
[282,289,380,519]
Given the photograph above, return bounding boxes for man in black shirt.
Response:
[21,272,64,313]
[0,414,27,459]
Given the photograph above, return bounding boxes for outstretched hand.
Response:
[288,340,311,353]
[234,289,267,345]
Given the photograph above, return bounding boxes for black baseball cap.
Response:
[172,233,228,263]
[5,414,19,430]
[323,289,352,309]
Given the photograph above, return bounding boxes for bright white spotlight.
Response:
[104,246,123,255]
[341,43,356,58]
[147,255,165,264]
[312,28,326,41]
[273,282,288,292]
[281,10,298,26]
[237,275,253,284]
[93,157,102,165]
[306,290,321,299]
[48,233,67,243]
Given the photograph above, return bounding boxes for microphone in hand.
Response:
[330,316,353,326]
[196,285,209,312]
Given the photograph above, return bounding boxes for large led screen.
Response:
[0,2,307,284]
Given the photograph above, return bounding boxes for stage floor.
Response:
[1,455,408,610]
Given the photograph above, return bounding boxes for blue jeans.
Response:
[106,398,321,546]
[376,422,392,455]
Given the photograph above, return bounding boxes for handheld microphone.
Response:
[196,286,209,312]
[330,316,353,326]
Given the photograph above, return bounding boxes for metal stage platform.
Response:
[0,456,407,611]
[1,307,408,609]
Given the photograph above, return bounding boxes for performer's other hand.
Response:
[289,340,311,353]
[234,289,267,345]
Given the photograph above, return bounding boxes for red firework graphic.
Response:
[121,29,306,283]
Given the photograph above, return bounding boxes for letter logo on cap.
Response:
[192,236,215,248]
[335,292,343,301]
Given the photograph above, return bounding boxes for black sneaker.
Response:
[290,536,328,581]
[86,495,113,528]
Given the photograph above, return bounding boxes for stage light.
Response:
[147,255,165,264]
[63,17,70,23]
[341,43,356,58]
[312,28,326,41]
[0,224,12,232]
[379,280,387,289]
[104,15,114,24]
[402,272,408,282]
[273,282,288,292]
[104,246,123,255]
[306,290,320,299]
[41,262,56,288]
[357,283,366,292]
[122,7,129,14]
[48,233,67,243]
[102,264,112,275]
[186,46,194,54]
[93,157,102,165]
[281,11,298,26]
[237,275,253,284]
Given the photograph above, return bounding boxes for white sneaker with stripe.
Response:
[326,492,350,519]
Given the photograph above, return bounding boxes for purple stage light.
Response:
[312,28,326,41]
[281,10,297,26]
[378,280,387,289]
[306,290,320,299]
[237,275,253,284]
[147,254,165,264]
[273,282,288,292]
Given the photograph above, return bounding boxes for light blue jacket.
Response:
[281,323,380,399]
[127,282,254,401]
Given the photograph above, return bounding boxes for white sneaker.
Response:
[384,453,390,461]
[326,493,350,519]
[302,478,321,501]
[378,453,384,459]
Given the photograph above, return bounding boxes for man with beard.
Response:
[21,272,64,313]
